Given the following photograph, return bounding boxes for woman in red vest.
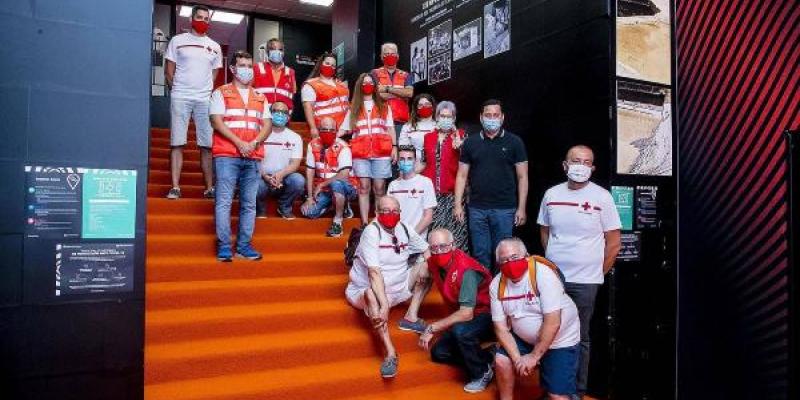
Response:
[338,73,398,226]
[418,101,468,250]
[301,52,350,137]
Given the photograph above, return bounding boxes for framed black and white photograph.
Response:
[428,53,452,85]
[410,37,428,84]
[616,80,673,176]
[484,0,510,58]
[453,17,482,61]
[428,19,452,56]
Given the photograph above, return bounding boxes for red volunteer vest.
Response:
[349,105,393,159]
[309,138,360,189]
[306,78,350,129]
[422,129,464,194]
[213,84,265,160]
[372,67,410,123]
[429,249,493,314]
[253,62,295,110]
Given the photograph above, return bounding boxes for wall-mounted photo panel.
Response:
[484,0,510,58]
[453,17,482,61]
[429,53,452,85]
[616,0,672,85]
[616,80,673,176]
[410,37,428,83]
[428,19,452,56]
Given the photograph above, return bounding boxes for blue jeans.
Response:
[214,157,260,251]
[468,207,516,273]
[496,332,579,395]
[430,312,495,380]
[564,282,601,395]
[302,180,357,219]
[256,172,305,215]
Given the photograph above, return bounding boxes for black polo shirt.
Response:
[459,129,527,209]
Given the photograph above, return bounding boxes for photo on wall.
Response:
[410,37,428,84]
[428,53,452,85]
[428,19,452,56]
[484,0,511,58]
[616,0,672,85]
[453,17,482,61]
[616,80,673,176]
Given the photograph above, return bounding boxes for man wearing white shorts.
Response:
[345,195,432,379]
[164,5,222,199]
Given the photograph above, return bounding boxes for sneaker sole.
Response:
[463,387,487,394]
[217,257,232,262]
[397,325,425,334]
[326,232,342,238]
[381,372,397,379]
[235,253,263,261]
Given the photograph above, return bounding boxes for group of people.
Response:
[164,6,622,399]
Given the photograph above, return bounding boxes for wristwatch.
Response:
[424,324,436,335]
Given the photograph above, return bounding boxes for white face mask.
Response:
[566,164,592,183]
[235,67,254,84]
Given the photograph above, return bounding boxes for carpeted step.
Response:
[144,350,465,400]
[147,214,361,235]
[149,170,206,187]
[148,157,202,172]
[146,252,350,282]
[151,147,202,160]
[148,233,348,256]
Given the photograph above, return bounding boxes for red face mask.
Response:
[417,104,434,118]
[500,258,528,280]
[319,130,336,147]
[191,20,210,34]
[377,212,401,229]
[429,251,453,268]
[383,54,399,67]
[361,82,375,95]
[320,64,336,78]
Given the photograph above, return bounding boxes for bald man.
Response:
[345,195,432,378]
[414,228,495,393]
[536,145,622,396]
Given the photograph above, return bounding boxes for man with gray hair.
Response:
[372,42,414,135]
[490,237,581,399]
[345,195,432,378]
[412,228,495,393]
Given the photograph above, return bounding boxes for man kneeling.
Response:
[416,228,496,393]
[491,238,581,400]
[345,195,432,378]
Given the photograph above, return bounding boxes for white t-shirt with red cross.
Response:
[164,33,222,100]
[260,127,303,175]
[387,174,437,237]
[536,182,622,284]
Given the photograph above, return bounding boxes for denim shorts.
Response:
[301,180,357,219]
[170,97,213,147]
[496,332,578,395]
[352,158,393,179]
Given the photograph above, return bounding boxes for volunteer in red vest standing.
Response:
[371,42,414,136]
[164,5,221,199]
[209,50,272,262]
[338,73,398,226]
[300,116,359,238]
[491,237,581,400]
[253,38,297,114]
[413,228,496,394]
[302,52,349,137]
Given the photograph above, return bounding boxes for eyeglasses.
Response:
[499,253,525,264]
[430,242,453,254]
[377,210,400,215]
[391,235,401,254]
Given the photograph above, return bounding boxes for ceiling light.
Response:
[178,6,245,24]
[300,0,334,6]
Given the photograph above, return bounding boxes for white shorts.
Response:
[170,97,213,148]
[345,281,412,310]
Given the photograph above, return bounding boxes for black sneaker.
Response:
[166,187,181,200]
[277,208,296,220]
[203,187,215,199]
[343,203,354,219]
[326,222,343,237]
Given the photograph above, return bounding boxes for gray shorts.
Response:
[353,158,393,179]
[170,97,213,148]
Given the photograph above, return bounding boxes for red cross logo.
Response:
[581,202,591,211]
[411,189,417,195]
[284,142,292,149]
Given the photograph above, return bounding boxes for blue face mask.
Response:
[268,49,283,64]
[272,111,289,127]
[437,117,455,131]
[481,117,502,132]
[398,160,415,174]
[235,67,254,84]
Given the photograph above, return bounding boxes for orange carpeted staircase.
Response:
[144,123,543,399]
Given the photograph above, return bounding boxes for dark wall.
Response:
[676,0,800,398]
[332,0,377,86]
[0,1,150,399]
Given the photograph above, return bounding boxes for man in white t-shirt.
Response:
[345,195,432,379]
[256,100,305,219]
[491,237,580,400]
[387,146,437,237]
[164,5,222,200]
[536,145,622,397]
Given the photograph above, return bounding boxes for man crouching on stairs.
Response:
[345,195,432,378]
